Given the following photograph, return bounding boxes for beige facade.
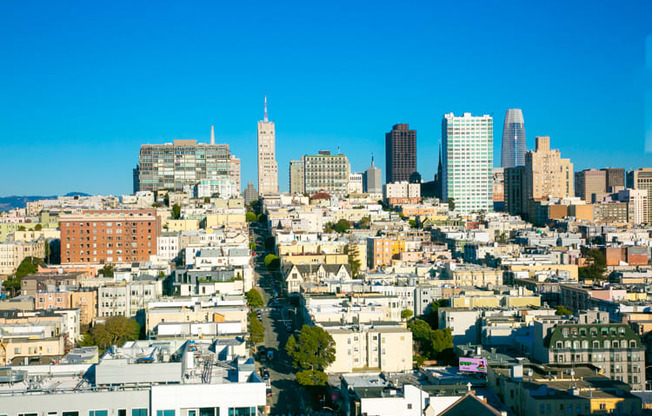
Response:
[146,306,247,334]
[575,169,607,202]
[445,265,503,287]
[289,158,305,195]
[202,213,246,229]
[165,219,200,232]
[325,325,412,373]
[257,99,279,195]
[523,136,574,218]
[0,240,46,276]
[628,168,652,224]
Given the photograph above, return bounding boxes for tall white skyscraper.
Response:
[257,96,279,195]
[442,112,493,214]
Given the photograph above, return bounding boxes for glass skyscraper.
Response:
[501,109,526,168]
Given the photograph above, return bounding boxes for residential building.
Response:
[348,172,363,194]
[617,188,649,224]
[60,209,160,264]
[363,154,382,194]
[442,112,493,214]
[383,181,421,205]
[194,179,238,199]
[493,167,505,210]
[98,278,162,318]
[242,182,258,205]
[134,137,239,193]
[0,239,46,275]
[575,169,607,202]
[304,151,350,197]
[324,322,412,373]
[504,165,526,215]
[289,158,305,194]
[627,168,652,224]
[501,108,526,168]
[367,237,406,269]
[385,123,417,183]
[257,96,279,195]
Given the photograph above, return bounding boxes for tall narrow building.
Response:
[363,154,382,194]
[627,168,652,224]
[385,123,416,183]
[501,109,526,168]
[257,96,279,195]
[289,158,305,195]
[442,113,493,214]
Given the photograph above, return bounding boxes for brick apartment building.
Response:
[60,209,160,264]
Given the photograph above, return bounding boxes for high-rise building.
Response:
[616,189,649,225]
[602,167,625,191]
[521,136,574,218]
[289,158,305,195]
[504,166,526,215]
[501,109,526,168]
[363,154,382,194]
[304,151,350,197]
[242,182,258,206]
[385,123,416,183]
[575,169,607,202]
[442,113,493,214]
[257,96,279,195]
[627,168,652,223]
[60,209,160,264]
[135,135,239,193]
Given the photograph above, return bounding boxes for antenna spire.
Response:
[210,125,215,145]
[264,95,268,122]
[371,152,375,166]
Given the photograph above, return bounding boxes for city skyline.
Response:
[1,2,651,196]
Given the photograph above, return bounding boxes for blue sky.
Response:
[0,0,650,196]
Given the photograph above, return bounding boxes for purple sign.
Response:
[459,357,487,373]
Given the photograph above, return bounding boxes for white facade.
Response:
[157,233,180,262]
[257,98,279,195]
[617,188,649,225]
[194,179,239,199]
[348,172,364,194]
[98,280,162,318]
[383,181,421,200]
[442,112,493,214]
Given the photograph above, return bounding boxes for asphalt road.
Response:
[250,224,314,415]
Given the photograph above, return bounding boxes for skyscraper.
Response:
[501,109,526,168]
[289,158,305,195]
[385,123,416,183]
[575,169,607,202]
[601,167,625,191]
[257,96,279,195]
[363,154,382,194]
[304,150,350,197]
[442,112,493,214]
[627,168,652,224]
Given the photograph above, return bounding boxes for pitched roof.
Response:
[438,392,503,416]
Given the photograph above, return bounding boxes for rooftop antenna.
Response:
[337,145,341,154]
[371,152,375,167]
[264,94,268,122]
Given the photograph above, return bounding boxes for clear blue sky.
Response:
[1,0,650,196]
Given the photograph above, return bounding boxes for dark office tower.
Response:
[385,123,416,183]
[501,109,526,168]
[601,168,626,192]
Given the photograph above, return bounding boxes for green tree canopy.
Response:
[296,369,329,386]
[286,325,336,371]
[81,316,140,350]
[407,318,453,360]
[333,219,351,234]
[345,244,361,279]
[246,212,257,223]
[15,256,43,279]
[447,198,456,211]
[579,249,607,281]
[248,312,264,344]
[249,242,257,251]
[98,264,115,278]
[555,305,572,316]
[401,309,414,321]
[264,236,276,252]
[34,224,43,231]
[264,254,280,270]
[171,204,181,220]
[359,216,371,229]
[246,288,265,309]
[408,219,418,229]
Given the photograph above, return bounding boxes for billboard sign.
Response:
[459,357,487,373]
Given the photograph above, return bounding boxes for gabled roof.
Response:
[438,392,503,416]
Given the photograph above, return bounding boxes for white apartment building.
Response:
[617,188,649,225]
[442,112,493,214]
[348,172,364,194]
[304,151,351,197]
[383,181,421,202]
[98,279,162,318]
[157,233,180,262]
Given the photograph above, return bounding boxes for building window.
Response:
[156,412,175,416]
[132,410,147,416]
[89,411,108,416]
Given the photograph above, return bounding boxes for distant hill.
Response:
[0,192,90,212]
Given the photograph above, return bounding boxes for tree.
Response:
[555,305,572,316]
[264,236,276,252]
[246,212,257,223]
[408,219,418,229]
[246,288,265,309]
[345,244,361,279]
[249,242,257,251]
[248,312,264,344]
[15,256,42,279]
[151,202,162,208]
[296,369,329,386]
[264,254,280,271]
[333,219,350,234]
[286,325,336,372]
[98,264,115,278]
[359,216,371,229]
[17,226,26,232]
[423,299,445,329]
[579,249,607,281]
[407,319,453,360]
[401,309,414,321]
[83,316,140,350]
[34,224,42,231]
[447,198,456,212]
[171,204,181,220]
[257,213,268,224]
